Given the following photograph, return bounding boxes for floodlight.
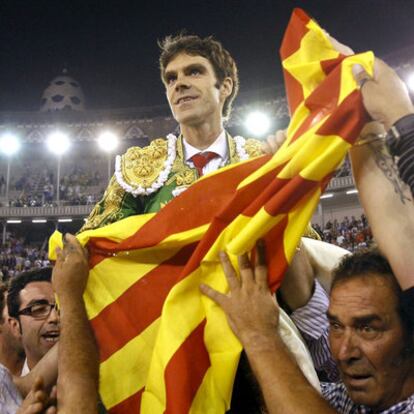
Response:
[6,219,22,224]
[58,218,73,223]
[320,193,334,199]
[346,189,358,195]
[244,111,271,136]
[407,73,414,92]
[46,131,70,155]
[32,219,47,223]
[98,131,119,152]
[0,133,21,156]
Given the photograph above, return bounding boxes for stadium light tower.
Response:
[0,133,21,203]
[98,131,119,183]
[244,111,271,137]
[46,131,70,205]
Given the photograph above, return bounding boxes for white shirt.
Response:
[20,359,29,376]
[0,363,22,413]
[183,130,229,175]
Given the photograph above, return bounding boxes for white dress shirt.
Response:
[183,130,229,175]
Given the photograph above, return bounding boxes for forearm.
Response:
[243,334,336,414]
[15,344,58,397]
[350,141,414,289]
[58,297,99,414]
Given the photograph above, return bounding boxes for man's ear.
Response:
[220,77,233,100]
[8,317,22,337]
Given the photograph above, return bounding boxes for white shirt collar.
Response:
[21,358,30,375]
[183,130,228,161]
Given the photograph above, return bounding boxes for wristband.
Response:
[385,113,414,157]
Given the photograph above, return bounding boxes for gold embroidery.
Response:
[121,139,168,189]
[167,136,197,186]
[80,177,125,232]
[228,135,238,163]
[244,138,264,158]
[80,134,266,232]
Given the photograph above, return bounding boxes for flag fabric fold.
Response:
[49,8,374,413]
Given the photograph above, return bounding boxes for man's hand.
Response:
[52,234,89,301]
[261,130,287,155]
[279,241,315,311]
[17,377,57,414]
[200,244,279,350]
[353,59,414,130]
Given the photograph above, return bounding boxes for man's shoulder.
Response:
[242,137,264,158]
[117,137,175,196]
[121,137,169,166]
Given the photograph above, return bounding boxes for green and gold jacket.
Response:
[80,133,263,232]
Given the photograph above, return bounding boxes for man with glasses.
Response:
[7,267,60,373]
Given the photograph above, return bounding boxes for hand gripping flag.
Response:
[49,8,374,414]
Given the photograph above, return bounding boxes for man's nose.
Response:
[336,331,361,362]
[47,305,60,324]
[175,74,190,91]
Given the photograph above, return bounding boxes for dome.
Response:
[40,69,85,112]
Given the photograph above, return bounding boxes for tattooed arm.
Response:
[350,59,414,290]
[350,133,414,290]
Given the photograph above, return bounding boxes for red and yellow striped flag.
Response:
[50,8,373,414]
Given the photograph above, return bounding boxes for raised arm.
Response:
[351,59,414,290]
[52,234,99,414]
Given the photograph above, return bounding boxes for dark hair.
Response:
[7,267,52,319]
[159,34,239,119]
[332,249,413,339]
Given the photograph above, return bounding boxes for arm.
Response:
[15,344,58,398]
[200,247,337,414]
[351,59,414,290]
[52,234,99,414]
[17,378,56,414]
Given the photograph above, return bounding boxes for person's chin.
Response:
[175,110,202,126]
[347,386,378,407]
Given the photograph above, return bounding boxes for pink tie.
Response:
[190,152,218,176]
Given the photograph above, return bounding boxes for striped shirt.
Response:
[291,280,339,381]
[321,382,414,413]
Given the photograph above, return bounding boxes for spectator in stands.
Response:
[314,214,372,252]
[7,268,59,373]
[0,234,50,279]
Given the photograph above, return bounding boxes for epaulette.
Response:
[244,138,265,158]
[115,136,176,196]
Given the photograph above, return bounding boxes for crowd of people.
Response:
[0,213,373,278]
[0,165,105,207]
[0,235,50,281]
[313,214,372,252]
[0,30,413,414]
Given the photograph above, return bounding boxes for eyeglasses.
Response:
[18,300,59,320]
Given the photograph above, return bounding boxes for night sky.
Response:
[1,0,413,112]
